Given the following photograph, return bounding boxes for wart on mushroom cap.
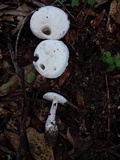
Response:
[30,6,70,40]
[33,40,69,78]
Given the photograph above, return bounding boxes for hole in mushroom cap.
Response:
[42,27,51,35]
[33,53,39,62]
[54,67,57,71]
[40,64,45,70]
[33,56,39,62]
[54,67,56,71]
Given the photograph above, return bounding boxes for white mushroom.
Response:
[33,40,69,78]
[43,92,79,145]
[43,92,67,137]
[30,6,70,39]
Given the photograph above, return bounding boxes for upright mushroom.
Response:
[30,6,70,39]
[43,92,79,145]
[33,40,69,78]
[43,92,67,145]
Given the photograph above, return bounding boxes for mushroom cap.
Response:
[43,92,67,104]
[33,40,69,78]
[30,6,70,39]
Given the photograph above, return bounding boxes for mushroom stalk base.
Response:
[45,99,58,146]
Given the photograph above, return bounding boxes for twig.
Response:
[73,2,87,43]
[7,42,21,75]
[95,145,120,159]
[96,144,120,153]
[52,89,79,110]
[7,42,22,88]
[105,74,111,139]
[0,145,16,157]
[76,1,87,20]
[16,69,29,160]
[8,34,30,160]
[51,0,58,6]
[66,101,79,110]
[108,149,120,159]
[15,10,36,58]
[57,0,77,22]
[25,0,45,7]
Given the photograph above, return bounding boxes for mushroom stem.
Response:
[45,99,58,133]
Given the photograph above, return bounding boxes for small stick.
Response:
[66,101,79,110]
[0,145,16,157]
[108,150,120,159]
[57,0,77,22]
[15,10,35,58]
[16,70,29,160]
[7,42,22,88]
[105,74,111,139]
[52,89,79,110]
[7,42,21,76]
[25,0,45,7]
[8,40,29,160]
[96,144,120,153]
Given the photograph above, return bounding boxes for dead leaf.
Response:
[113,12,120,24]
[0,74,19,96]
[30,115,45,133]
[91,10,105,28]
[107,0,119,33]
[65,29,76,45]
[34,105,49,122]
[0,64,36,96]
[0,4,9,10]
[79,119,87,133]
[11,16,24,35]
[4,129,27,156]
[59,69,71,86]
[94,0,108,8]
[57,118,65,131]
[75,90,84,106]
[25,64,36,83]
[6,118,20,131]
[33,74,46,88]
[116,30,120,41]
[3,3,33,16]
[62,128,75,157]
[66,127,76,147]
[0,107,10,116]
[26,127,54,160]
[4,130,20,152]
[25,116,31,128]
[75,139,93,154]
[84,7,96,16]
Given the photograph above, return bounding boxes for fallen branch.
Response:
[105,74,111,139]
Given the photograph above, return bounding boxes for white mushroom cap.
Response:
[30,6,70,39]
[33,40,69,78]
[43,92,67,104]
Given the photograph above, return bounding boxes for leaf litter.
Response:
[0,0,120,160]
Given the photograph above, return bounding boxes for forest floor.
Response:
[0,0,120,160]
